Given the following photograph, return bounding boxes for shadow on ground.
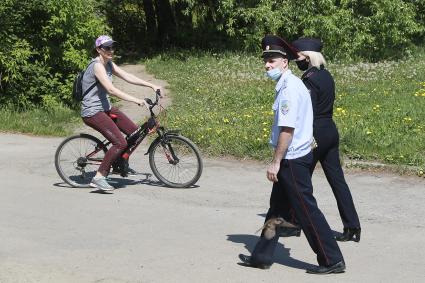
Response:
[53,172,200,191]
[227,234,316,270]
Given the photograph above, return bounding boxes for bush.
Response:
[101,0,424,61]
[0,0,108,109]
[218,0,423,61]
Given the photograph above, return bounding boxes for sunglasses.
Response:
[100,45,115,51]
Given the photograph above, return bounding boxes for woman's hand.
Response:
[152,85,163,96]
[135,99,150,109]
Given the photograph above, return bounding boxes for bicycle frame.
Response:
[84,90,180,166]
[55,89,203,188]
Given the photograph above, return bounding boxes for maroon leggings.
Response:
[82,107,139,176]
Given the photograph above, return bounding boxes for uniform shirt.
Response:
[270,69,314,160]
[301,65,335,124]
[80,59,113,118]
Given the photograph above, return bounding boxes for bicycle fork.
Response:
[146,132,180,165]
[160,141,179,165]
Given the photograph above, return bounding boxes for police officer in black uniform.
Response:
[238,35,345,274]
[291,37,361,242]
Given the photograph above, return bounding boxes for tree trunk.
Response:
[142,0,157,47]
[154,0,176,47]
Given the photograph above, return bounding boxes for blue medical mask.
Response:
[265,68,282,81]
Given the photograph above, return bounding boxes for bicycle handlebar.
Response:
[144,89,162,115]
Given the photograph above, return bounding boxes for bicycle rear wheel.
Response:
[149,135,203,188]
[54,134,107,187]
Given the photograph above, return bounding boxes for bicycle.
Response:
[54,90,203,188]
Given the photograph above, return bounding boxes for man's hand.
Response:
[267,161,280,182]
[267,127,293,182]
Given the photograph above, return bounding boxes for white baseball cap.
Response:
[95,35,116,47]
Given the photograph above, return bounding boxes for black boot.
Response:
[238,254,271,270]
[335,227,361,242]
[306,261,346,274]
[277,226,302,237]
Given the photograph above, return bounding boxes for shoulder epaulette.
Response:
[302,67,319,80]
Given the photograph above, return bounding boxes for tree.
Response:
[0,0,108,108]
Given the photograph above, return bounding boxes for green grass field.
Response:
[0,106,79,136]
[144,50,425,173]
[1,50,424,174]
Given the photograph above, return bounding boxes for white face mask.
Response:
[265,67,282,81]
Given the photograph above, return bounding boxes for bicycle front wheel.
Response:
[54,134,107,187]
[149,135,203,188]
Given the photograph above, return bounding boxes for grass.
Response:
[144,49,425,174]
[1,49,424,175]
[0,106,80,136]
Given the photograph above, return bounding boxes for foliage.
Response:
[102,0,424,61]
[0,0,108,109]
[1,0,424,113]
[144,49,425,171]
[216,0,423,61]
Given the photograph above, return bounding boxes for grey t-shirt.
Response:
[80,59,113,117]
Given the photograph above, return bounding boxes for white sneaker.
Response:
[90,176,115,191]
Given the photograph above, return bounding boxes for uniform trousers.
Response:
[312,118,360,229]
[251,152,344,267]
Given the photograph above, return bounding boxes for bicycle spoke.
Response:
[150,135,202,187]
[55,135,106,187]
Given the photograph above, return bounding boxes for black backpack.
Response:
[72,61,97,102]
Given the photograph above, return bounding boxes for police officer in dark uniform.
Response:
[238,35,346,274]
[291,37,361,242]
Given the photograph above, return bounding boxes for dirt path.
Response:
[1,65,425,283]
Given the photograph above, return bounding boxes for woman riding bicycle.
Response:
[81,35,161,191]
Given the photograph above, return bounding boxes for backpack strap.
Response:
[82,60,99,97]
[83,81,97,97]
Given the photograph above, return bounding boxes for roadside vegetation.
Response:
[144,50,425,173]
[1,0,424,174]
[0,105,79,136]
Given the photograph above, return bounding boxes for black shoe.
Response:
[126,167,139,176]
[335,228,361,242]
[306,261,346,274]
[277,226,302,238]
[111,166,138,177]
[238,254,271,270]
